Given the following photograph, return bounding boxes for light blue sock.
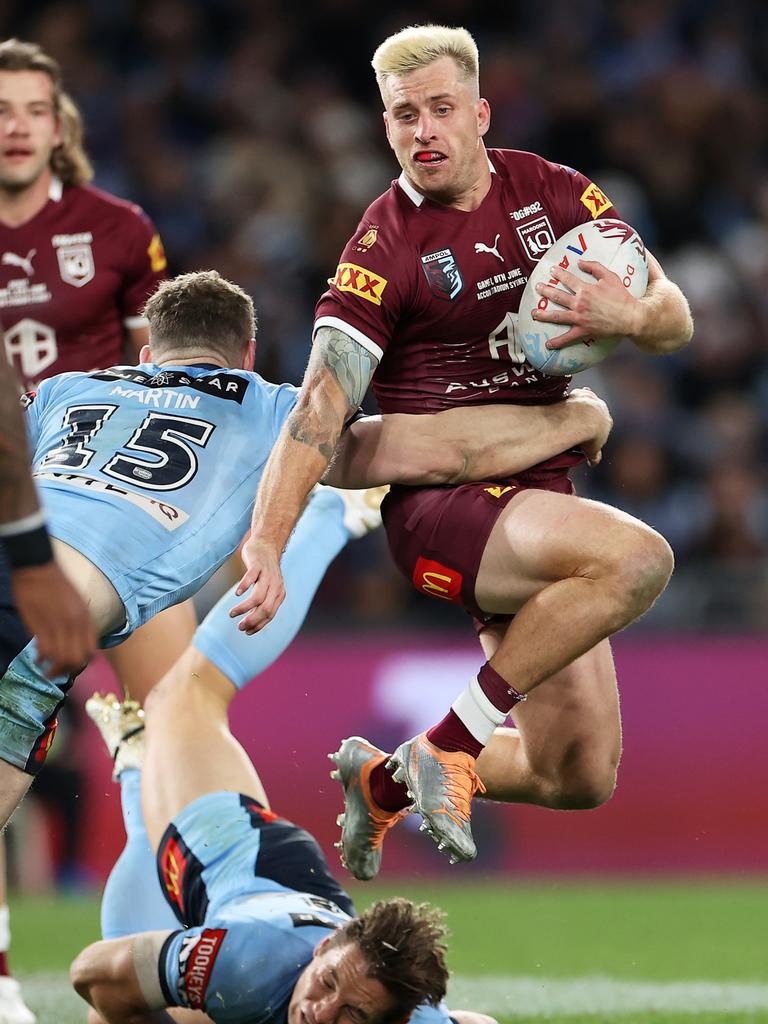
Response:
[100,768,178,938]
[193,486,349,689]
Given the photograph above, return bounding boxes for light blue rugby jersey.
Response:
[159,892,451,1024]
[25,363,297,645]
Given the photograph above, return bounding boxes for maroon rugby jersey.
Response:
[315,148,618,414]
[0,179,167,388]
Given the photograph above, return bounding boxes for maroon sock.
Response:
[476,661,527,712]
[427,662,526,758]
[369,759,411,812]
[0,951,9,977]
[427,709,484,758]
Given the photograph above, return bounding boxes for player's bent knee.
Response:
[620,528,674,612]
[599,526,674,627]
[555,761,618,810]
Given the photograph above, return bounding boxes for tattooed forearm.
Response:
[285,326,379,458]
[287,410,338,459]
[316,326,377,409]
[0,358,38,524]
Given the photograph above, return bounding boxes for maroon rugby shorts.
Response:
[382,468,575,624]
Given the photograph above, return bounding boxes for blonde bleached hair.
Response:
[372,24,479,98]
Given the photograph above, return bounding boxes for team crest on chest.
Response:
[420,248,463,301]
[52,231,95,287]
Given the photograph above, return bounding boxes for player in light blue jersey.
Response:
[0,270,298,827]
[74,669,496,1024]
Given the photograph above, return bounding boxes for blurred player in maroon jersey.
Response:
[233,24,693,877]
[0,348,94,672]
[0,39,192,1022]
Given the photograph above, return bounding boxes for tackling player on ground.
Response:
[75,674,497,1024]
[232,24,694,874]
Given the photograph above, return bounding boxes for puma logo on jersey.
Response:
[474,235,503,262]
[2,249,36,277]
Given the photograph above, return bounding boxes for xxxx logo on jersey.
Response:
[579,182,612,218]
[330,263,387,305]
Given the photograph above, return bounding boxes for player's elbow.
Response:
[71,940,133,1013]
[71,943,101,1003]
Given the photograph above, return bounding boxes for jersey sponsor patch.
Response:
[159,834,191,915]
[330,263,387,305]
[34,471,189,530]
[579,182,612,219]
[148,233,168,272]
[412,555,463,603]
[92,368,249,404]
[516,215,556,259]
[420,248,463,301]
[4,318,58,382]
[177,928,226,1010]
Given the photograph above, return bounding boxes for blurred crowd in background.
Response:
[3,0,767,630]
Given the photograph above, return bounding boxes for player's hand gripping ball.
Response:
[517,219,649,375]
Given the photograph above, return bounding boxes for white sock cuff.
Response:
[0,905,10,951]
[470,675,510,725]
[451,676,508,745]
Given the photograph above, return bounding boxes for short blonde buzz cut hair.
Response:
[372,24,479,98]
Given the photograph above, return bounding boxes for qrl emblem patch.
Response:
[413,556,463,603]
[579,183,612,219]
[420,248,463,300]
[177,928,226,1010]
[330,263,387,305]
[57,243,95,287]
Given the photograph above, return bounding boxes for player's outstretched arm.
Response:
[231,325,378,633]
[534,251,693,354]
[72,936,212,1023]
[326,386,612,489]
[0,356,96,675]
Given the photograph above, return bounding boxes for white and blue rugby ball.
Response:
[517,218,649,376]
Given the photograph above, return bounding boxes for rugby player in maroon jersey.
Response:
[233,23,693,878]
[0,348,94,673]
[0,39,187,1021]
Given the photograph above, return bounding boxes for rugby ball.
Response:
[517,219,649,375]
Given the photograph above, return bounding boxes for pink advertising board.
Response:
[74,635,768,879]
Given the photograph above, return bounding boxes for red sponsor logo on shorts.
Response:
[159,836,187,913]
[182,928,226,1009]
[31,715,59,767]
[413,556,463,603]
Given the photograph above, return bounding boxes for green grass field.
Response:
[11,879,768,1023]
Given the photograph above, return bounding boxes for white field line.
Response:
[447,976,768,1016]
